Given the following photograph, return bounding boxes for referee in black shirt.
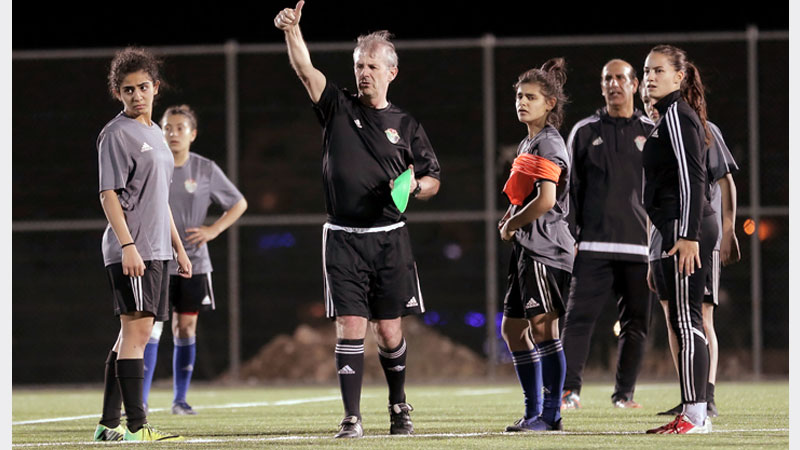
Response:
[275,1,441,439]
[561,59,654,410]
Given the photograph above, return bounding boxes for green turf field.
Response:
[12,381,788,448]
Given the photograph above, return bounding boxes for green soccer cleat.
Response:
[93,424,125,441]
[124,423,184,441]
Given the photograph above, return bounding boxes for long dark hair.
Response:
[649,45,711,145]
[514,58,569,130]
[107,47,164,98]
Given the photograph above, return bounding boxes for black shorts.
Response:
[169,273,215,314]
[503,244,571,319]
[703,250,720,306]
[322,222,424,320]
[650,236,719,306]
[650,217,717,307]
[106,260,169,321]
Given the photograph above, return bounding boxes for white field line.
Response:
[11,395,343,426]
[12,388,512,426]
[11,429,791,447]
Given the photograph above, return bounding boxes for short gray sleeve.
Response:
[98,130,132,192]
[209,162,244,211]
[706,122,739,183]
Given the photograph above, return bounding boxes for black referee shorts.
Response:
[503,243,571,319]
[322,222,424,320]
[105,260,170,321]
[169,273,215,314]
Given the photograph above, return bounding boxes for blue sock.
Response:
[538,339,566,424]
[173,336,196,404]
[142,339,160,406]
[511,349,542,419]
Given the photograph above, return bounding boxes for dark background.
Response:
[13,1,789,50]
[12,2,789,385]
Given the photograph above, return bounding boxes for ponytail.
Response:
[682,62,711,146]
[649,45,711,146]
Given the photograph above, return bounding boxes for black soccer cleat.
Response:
[334,415,363,438]
[389,402,414,435]
[657,403,683,416]
[707,400,719,418]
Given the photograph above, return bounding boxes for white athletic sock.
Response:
[683,402,707,426]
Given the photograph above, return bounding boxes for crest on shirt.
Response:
[635,136,647,151]
[592,136,603,146]
[385,128,400,144]
[184,178,198,193]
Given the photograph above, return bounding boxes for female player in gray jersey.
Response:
[141,105,247,415]
[498,58,574,432]
[94,47,190,442]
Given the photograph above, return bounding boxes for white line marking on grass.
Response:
[12,428,790,447]
[11,395,344,426]
[453,388,514,396]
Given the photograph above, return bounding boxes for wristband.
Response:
[411,183,422,198]
[121,242,135,249]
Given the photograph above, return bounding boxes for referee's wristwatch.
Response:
[411,182,422,198]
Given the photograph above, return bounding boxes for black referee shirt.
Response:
[642,91,714,241]
[567,107,654,262]
[313,81,441,227]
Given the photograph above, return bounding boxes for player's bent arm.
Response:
[284,25,326,103]
[209,197,249,238]
[99,190,145,276]
[717,173,741,265]
[718,173,737,235]
[505,181,557,232]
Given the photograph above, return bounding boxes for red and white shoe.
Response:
[646,414,711,434]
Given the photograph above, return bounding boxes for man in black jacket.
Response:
[561,59,654,409]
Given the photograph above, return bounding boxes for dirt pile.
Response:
[227,317,490,384]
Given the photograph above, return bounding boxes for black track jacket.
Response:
[567,107,654,262]
[642,91,714,242]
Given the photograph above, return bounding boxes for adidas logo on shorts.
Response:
[525,298,540,309]
[405,297,419,308]
[201,295,212,305]
[338,365,356,375]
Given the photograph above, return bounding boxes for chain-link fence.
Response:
[12,28,787,385]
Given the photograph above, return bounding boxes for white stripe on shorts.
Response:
[533,260,553,313]
[322,226,334,318]
[130,275,143,311]
[205,272,216,309]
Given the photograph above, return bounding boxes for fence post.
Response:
[746,25,762,379]
[225,39,242,380]
[482,34,498,380]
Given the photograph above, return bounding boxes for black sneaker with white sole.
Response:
[334,415,363,438]
[389,402,414,435]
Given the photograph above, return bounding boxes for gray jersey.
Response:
[649,120,738,261]
[98,112,175,266]
[511,125,575,273]
[168,153,244,275]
